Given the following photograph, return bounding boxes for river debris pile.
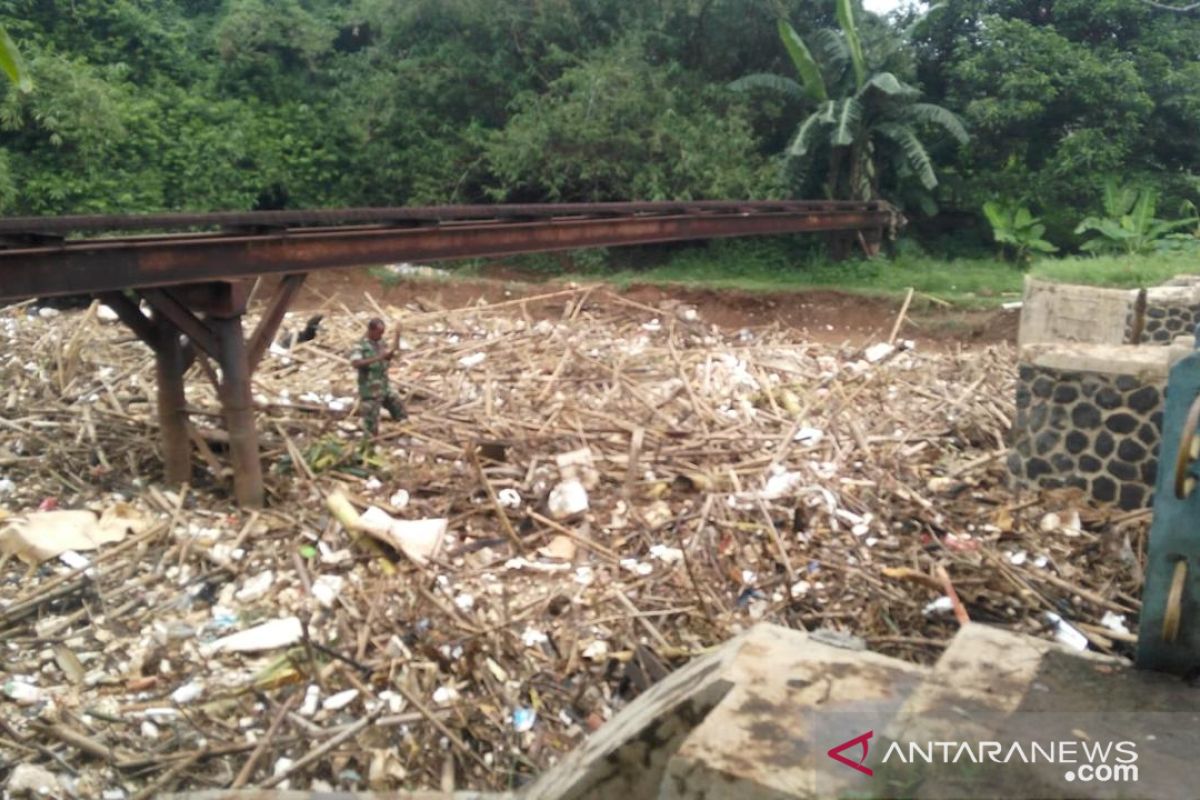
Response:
[0,287,1145,797]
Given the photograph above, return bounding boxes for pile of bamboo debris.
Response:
[0,286,1145,796]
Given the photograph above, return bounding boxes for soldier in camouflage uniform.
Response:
[350,318,406,436]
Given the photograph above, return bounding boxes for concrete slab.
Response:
[884,624,1200,800]
[659,625,928,800]
[1019,343,1169,381]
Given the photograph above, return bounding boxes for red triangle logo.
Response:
[827,730,874,776]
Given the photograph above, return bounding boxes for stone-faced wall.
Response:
[1125,284,1200,345]
[1009,346,1170,510]
[1132,302,1200,344]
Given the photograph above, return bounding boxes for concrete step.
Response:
[522,624,929,800]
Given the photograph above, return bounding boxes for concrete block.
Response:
[1018,278,1135,348]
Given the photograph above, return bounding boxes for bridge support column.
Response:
[212,312,263,509]
[155,322,191,486]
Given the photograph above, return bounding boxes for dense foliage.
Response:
[0,0,1197,255]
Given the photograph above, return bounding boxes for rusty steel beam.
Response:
[0,200,889,237]
[247,273,307,371]
[0,209,891,301]
[154,323,192,486]
[212,314,263,508]
[97,292,160,353]
[139,289,221,359]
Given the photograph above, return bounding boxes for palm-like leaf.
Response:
[832,97,861,147]
[1102,179,1138,218]
[789,108,828,157]
[835,0,867,90]
[858,72,919,99]
[729,73,806,101]
[875,122,936,189]
[905,102,968,143]
[0,25,30,91]
[1131,187,1158,234]
[813,28,849,78]
[1076,217,1135,240]
[778,20,827,103]
[902,3,947,39]
[982,201,1009,233]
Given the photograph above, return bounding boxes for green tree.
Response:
[910,0,1200,247]
[733,0,967,205]
[485,41,777,203]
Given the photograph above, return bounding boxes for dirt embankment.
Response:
[277,267,1019,349]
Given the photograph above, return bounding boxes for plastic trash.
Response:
[619,558,653,576]
[201,617,303,656]
[432,686,459,705]
[923,596,955,616]
[0,504,148,564]
[548,479,588,518]
[793,427,824,446]
[648,544,684,564]
[761,471,805,501]
[864,342,896,363]
[170,681,203,705]
[355,505,447,566]
[3,680,42,705]
[5,764,61,796]
[458,352,486,369]
[520,627,549,647]
[512,707,536,733]
[311,574,344,609]
[300,685,321,717]
[235,571,274,603]
[581,640,609,660]
[1043,612,1089,651]
[1101,611,1131,636]
[497,488,521,508]
[322,688,359,711]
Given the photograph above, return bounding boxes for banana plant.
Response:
[983,200,1058,265]
[731,0,966,204]
[1075,180,1198,255]
[0,24,30,91]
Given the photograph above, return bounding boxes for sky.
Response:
[862,0,910,14]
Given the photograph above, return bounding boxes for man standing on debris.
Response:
[350,317,406,436]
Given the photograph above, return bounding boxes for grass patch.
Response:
[1030,251,1200,288]
[380,239,1200,308]
[597,244,1200,307]
[593,240,1024,307]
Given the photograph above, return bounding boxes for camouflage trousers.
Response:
[360,389,407,436]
